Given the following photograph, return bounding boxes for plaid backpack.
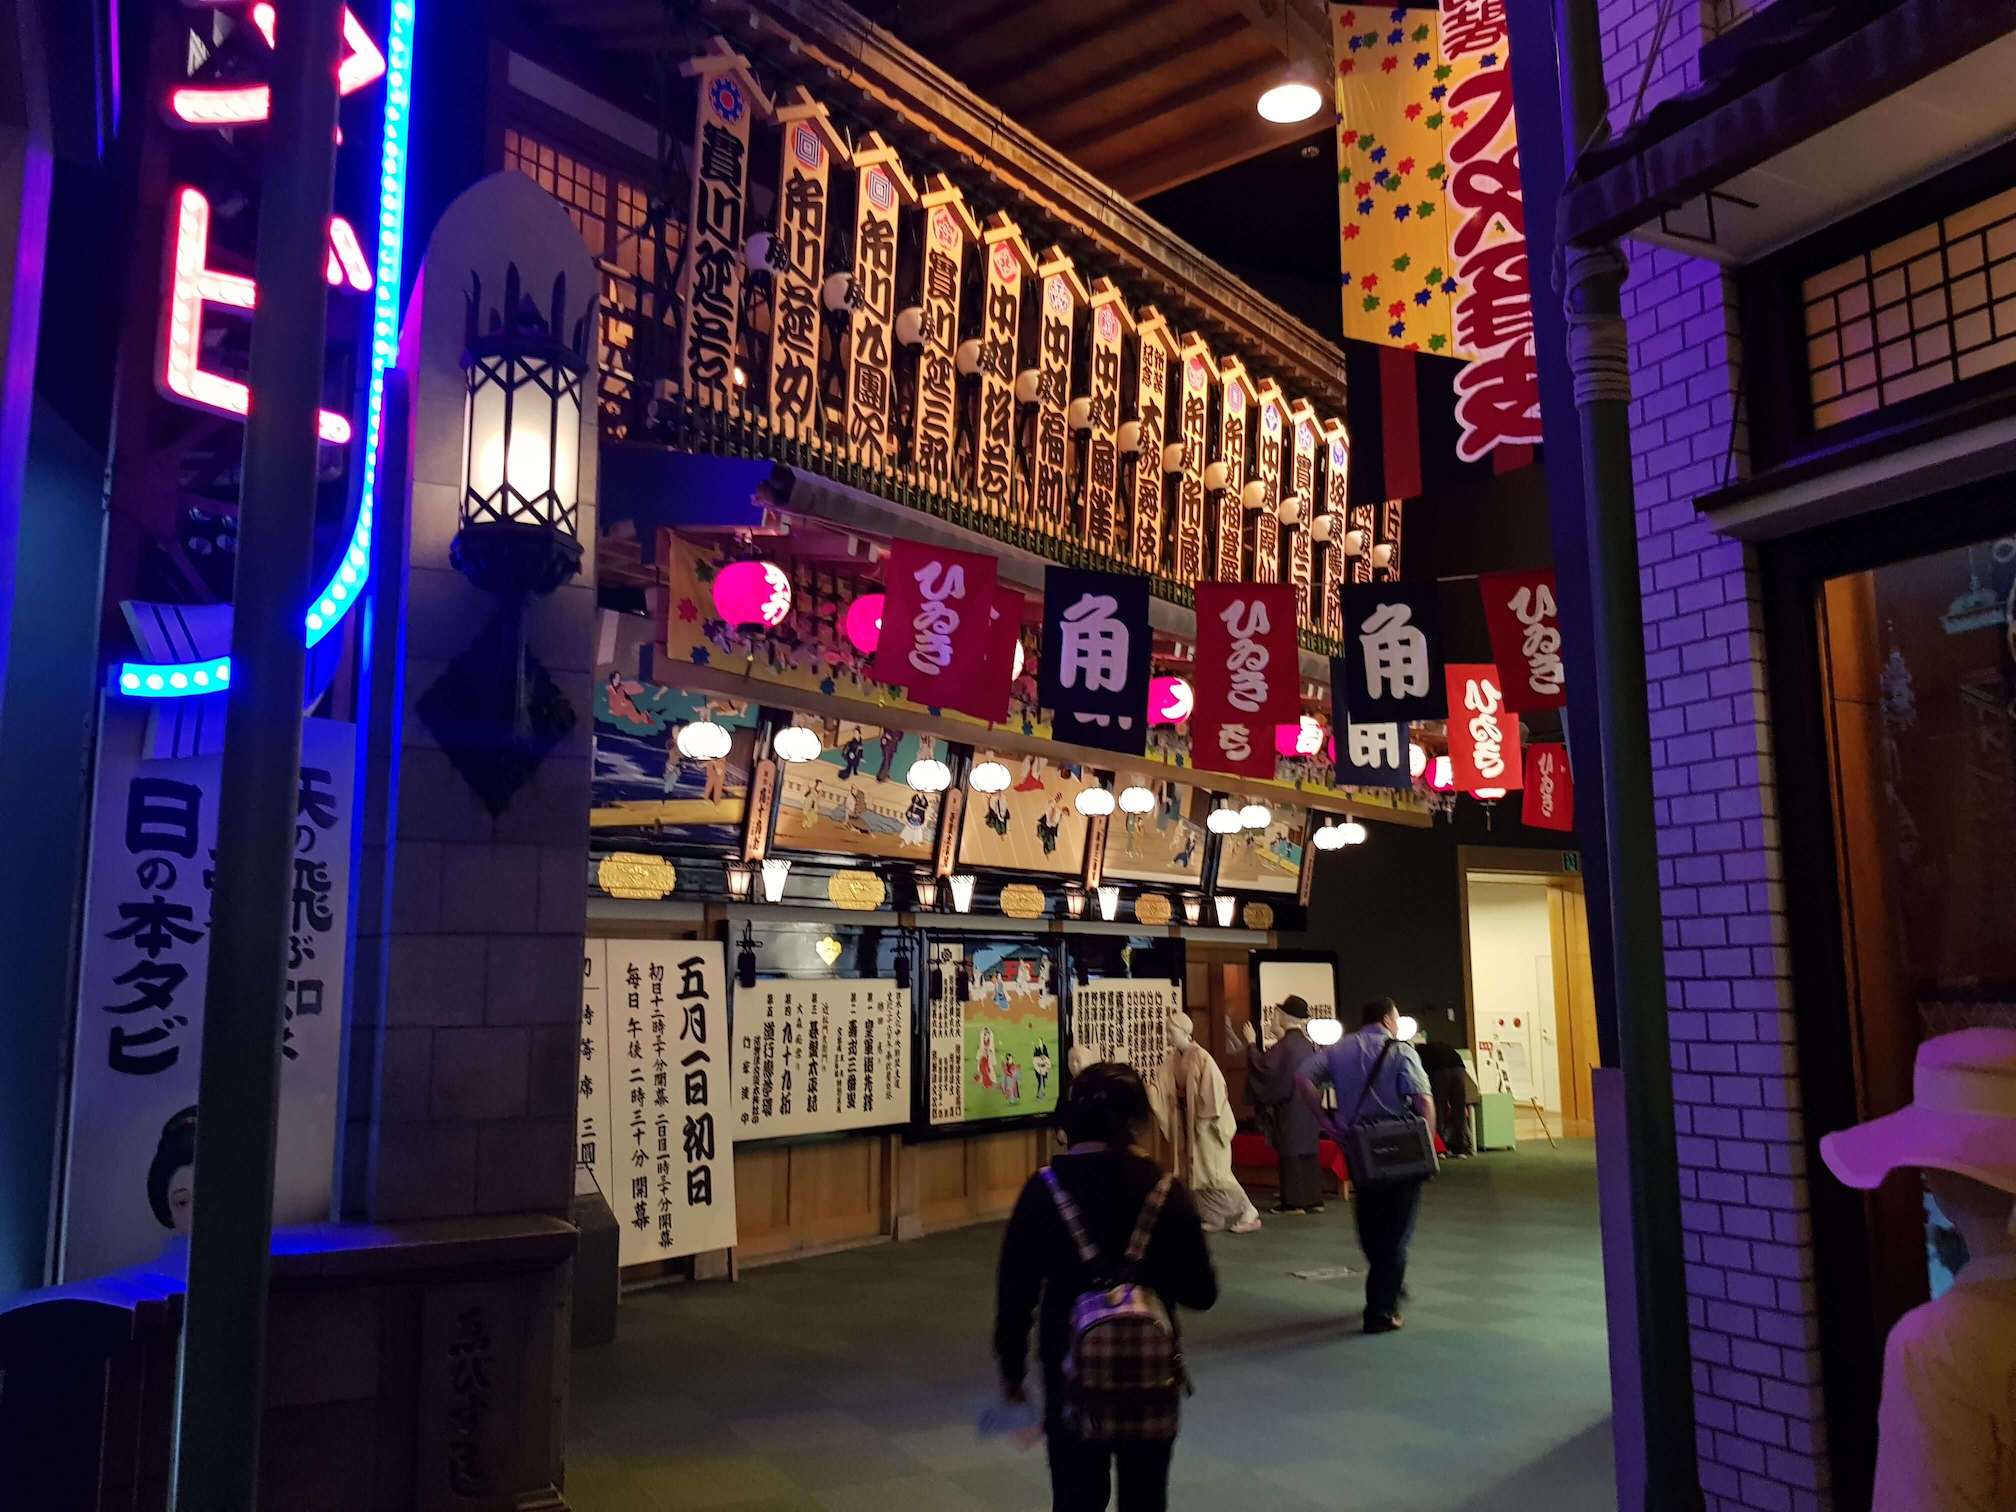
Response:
[1043,1167,1186,1442]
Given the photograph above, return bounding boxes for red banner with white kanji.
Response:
[871,540,1005,718]
[1522,743,1573,832]
[1192,582,1300,779]
[1478,567,1565,712]
[1445,662,1521,791]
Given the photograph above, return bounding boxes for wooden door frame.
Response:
[1455,845,1594,1133]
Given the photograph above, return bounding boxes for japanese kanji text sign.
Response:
[1317,419,1350,640]
[1249,381,1287,584]
[1033,249,1086,533]
[1084,285,1128,554]
[1522,743,1573,832]
[844,134,914,460]
[677,47,767,404]
[1213,361,1250,582]
[764,91,843,434]
[734,978,910,1139]
[1039,566,1153,755]
[1339,582,1444,724]
[1445,662,1523,791]
[1173,337,1211,582]
[1479,567,1565,712]
[913,182,975,482]
[1193,582,1300,779]
[61,715,353,1280]
[598,938,738,1264]
[976,217,1034,519]
[1288,404,1318,626]
[1132,311,1176,574]
[1329,656,1410,790]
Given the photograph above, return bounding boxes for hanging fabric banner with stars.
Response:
[1038,567,1153,755]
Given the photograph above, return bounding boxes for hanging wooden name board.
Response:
[1349,502,1378,585]
[1033,247,1088,534]
[1288,399,1319,630]
[913,178,978,483]
[1084,279,1129,556]
[1173,333,1211,584]
[676,42,771,406]
[976,214,1036,519]
[1378,498,1404,580]
[1131,307,1177,575]
[1318,417,1350,642]
[1214,357,1250,582]
[844,133,915,461]
[1249,377,1288,585]
[765,88,846,434]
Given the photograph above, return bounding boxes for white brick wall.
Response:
[1595,1,1832,1508]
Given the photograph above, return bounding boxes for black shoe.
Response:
[1364,1314,1404,1334]
[1304,1203,1326,1214]
[1269,1203,1298,1215]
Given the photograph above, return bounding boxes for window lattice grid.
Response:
[1802,184,2016,430]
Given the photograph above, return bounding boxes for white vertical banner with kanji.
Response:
[59,713,354,1281]
[600,938,737,1266]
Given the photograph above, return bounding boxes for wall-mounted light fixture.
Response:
[1181,892,1204,927]
[1063,883,1087,920]
[760,857,791,903]
[913,870,941,912]
[1096,884,1120,923]
[948,874,976,914]
[724,859,755,902]
[1212,894,1235,927]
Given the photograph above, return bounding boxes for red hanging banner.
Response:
[965,584,1026,727]
[1478,567,1565,712]
[1192,582,1300,779]
[871,540,1004,717]
[1522,743,1574,832]
[1445,662,1522,792]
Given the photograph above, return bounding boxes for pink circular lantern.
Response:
[713,560,793,629]
[1148,676,1193,725]
[1275,715,1324,757]
[843,593,885,654]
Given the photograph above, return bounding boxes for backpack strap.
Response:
[1122,1175,1175,1265]
[1347,1036,1398,1126]
[1042,1167,1101,1267]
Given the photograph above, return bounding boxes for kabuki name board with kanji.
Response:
[60,713,353,1280]
[1070,979,1179,1071]
[733,979,911,1140]
[578,938,738,1266]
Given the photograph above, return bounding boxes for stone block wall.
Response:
[1594,0,1833,1507]
[346,172,601,1229]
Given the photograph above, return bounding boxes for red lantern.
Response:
[843,592,885,654]
[1148,675,1193,725]
[713,560,793,629]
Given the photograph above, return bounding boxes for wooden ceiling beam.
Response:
[900,0,1046,51]
[1052,55,1280,156]
[1016,13,1251,125]
[1089,105,1330,200]
[962,0,1175,95]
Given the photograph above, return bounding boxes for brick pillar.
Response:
[349,172,599,1227]
[1596,3,1831,1507]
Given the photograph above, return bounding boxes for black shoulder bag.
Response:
[1340,1038,1440,1189]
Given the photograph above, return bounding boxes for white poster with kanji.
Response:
[59,714,353,1281]
[1069,979,1179,1069]
[601,939,738,1265]
[733,979,910,1140]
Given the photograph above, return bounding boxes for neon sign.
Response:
[168,4,387,128]
[119,0,416,698]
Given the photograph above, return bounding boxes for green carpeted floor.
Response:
[566,1142,1616,1511]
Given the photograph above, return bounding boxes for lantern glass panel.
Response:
[466,362,508,503]
[507,356,555,517]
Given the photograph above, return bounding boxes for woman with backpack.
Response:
[994,1063,1219,1511]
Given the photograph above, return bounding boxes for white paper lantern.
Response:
[1118,420,1142,454]
[1212,894,1236,927]
[1014,369,1042,404]
[948,873,977,914]
[1163,442,1186,474]
[969,759,1012,794]
[1203,460,1230,491]
[1370,543,1394,569]
[955,338,983,376]
[1343,528,1367,556]
[772,724,822,763]
[1308,1017,1344,1046]
[1118,784,1157,814]
[1206,806,1243,835]
[1278,497,1303,527]
[893,305,925,346]
[1313,822,1347,851]
[1340,819,1368,845]
[1096,884,1120,922]
[822,270,855,311]
[1239,801,1272,829]
[1240,479,1268,512]
[1310,513,1334,543]
[676,719,731,761]
[1076,787,1116,818]
[1067,396,1093,430]
[1408,741,1428,779]
[760,857,792,902]
[907,757,952,793]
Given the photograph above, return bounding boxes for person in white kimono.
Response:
[1156,1010,1261,1235]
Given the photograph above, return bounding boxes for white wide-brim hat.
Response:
[1819,1027,2016,1199]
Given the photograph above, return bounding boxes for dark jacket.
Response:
[994,1149,1218,1413]
[1246,1029,1323,1157]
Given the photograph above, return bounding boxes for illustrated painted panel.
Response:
[957,749,1098,875]
[1215,801,1305,894]
[776,720,942,861]
[1100,776,1207,887]
[593,676,757,850]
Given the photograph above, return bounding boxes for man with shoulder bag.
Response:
[1296,997,1438,1334]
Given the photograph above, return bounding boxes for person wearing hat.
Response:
[1243,995,1326,1213]
[1819,1027,2016,1509]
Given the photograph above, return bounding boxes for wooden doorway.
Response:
[1456,846,1599,1137]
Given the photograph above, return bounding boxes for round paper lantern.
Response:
[1239,801,1272,830]
[1148,676,1193,725]
[969,759,1012,794]
[843,593,885,654]
[1275,715,1323,758]
[1118,784,1156,814]
[676,719,731,761]
[1340,819,1369,845]
[1308,1017,1345,1046]
[907,758,952,793]
[1313,822,1347,851]
[773,725,822,763]
[1409,741,1428,779]
[1431,755,1454,791]
[1206,806,1243,835]
[1075,787,1116,817]
[713,560,793,629]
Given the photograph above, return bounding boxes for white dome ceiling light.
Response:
[1076,786,1117,818]
[969,759,1012,794]
[676,719,731,761]
[907,758,952,793]
[772,724,822,764]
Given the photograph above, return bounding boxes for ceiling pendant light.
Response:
[907,757,952,793]
[969,758,1012,794]
[1076,786,1117,818]
[1117,783,1157,814]
[1257,10,1323,126]
[676,718,732,761]
[772,722,822,764]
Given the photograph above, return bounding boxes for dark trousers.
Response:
[1046,1431,1174,1512]
[1276,1150,1324,1209]
[1432,1068,1474,1155]
[1352,1175,1426,1324]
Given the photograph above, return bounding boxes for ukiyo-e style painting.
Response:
[1215,800,1306,893]
[956,748,1098,874]
[593,679,756,851]
[1101,773,1208,887]
[776,719,942,861]
[961,940,1062,1124]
